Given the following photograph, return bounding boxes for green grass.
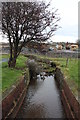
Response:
[62,59,78,83]
[2,54,28,93]
[62,59,79,97]
[2,54,27,68]
[2,68,22,93]
[51,58,79,87]
[2,54,10,59]
[16,55,28,68]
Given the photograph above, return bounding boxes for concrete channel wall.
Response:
[2,74,30,119]
[55,68,80,120]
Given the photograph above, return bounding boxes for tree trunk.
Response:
[8,39,18,68]
[8,49,17,68]
[8,57,16,68]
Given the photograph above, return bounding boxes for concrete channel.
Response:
[2,56,80,119]
[16,74,65,118]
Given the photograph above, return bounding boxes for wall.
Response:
[48,51,78,58]
[2,72,30,119]
[55,68,80,120]
[2,46,79,58]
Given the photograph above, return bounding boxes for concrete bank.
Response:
[2,71,30,119]
[55,68,80,120]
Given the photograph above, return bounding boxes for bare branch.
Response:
[2,1,60,67]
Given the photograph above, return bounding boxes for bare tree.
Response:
[2,1,60,67]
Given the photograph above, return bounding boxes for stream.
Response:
[16,74,65,118]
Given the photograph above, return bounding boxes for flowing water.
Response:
[16,74,65,118]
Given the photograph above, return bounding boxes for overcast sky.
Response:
[47,0,79,43]
[0,0,79,43]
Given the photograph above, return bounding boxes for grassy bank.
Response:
[53,58,78,97]
[2,54,28,93]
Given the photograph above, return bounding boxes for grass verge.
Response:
[2,54,28,93]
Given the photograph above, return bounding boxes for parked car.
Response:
[49,47,54,51]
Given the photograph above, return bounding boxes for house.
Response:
[70,44,78,51]
[57,45,62,50]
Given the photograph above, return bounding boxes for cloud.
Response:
[55,24,78,37]
[50,35,77,43]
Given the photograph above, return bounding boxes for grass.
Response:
[61,59,79,97]
[2,68,22,93]
[16,55,28,68]
[2,54,27,68]
[2,54,28,93]
[50,57,78,86]
[61,59,78,83]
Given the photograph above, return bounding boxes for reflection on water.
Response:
[16,75,65,118]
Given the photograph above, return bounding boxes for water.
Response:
[16,74,65,118]
[0,58,8,63]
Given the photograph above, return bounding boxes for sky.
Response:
[46,0,79,43]
[0,0,79,43]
